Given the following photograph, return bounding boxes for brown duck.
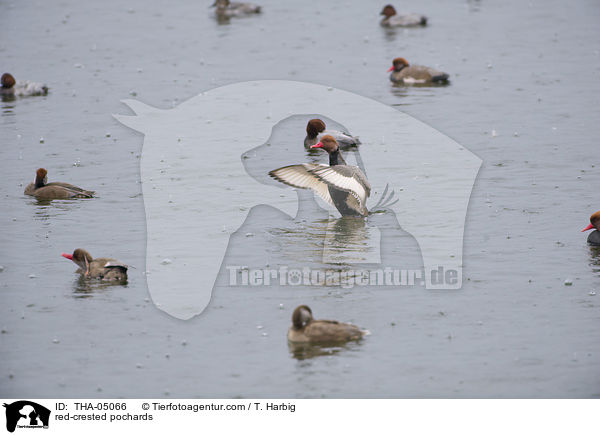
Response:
[582,210,600,246]
[1,72,48,97]
[24,168,94,200]
[380,5,427,27]
[62,249,128,281]
[388,57,449,84]
[287,305,368,344]
[304,118,360,149]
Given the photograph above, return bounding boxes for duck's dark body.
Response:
[588,230,600,246]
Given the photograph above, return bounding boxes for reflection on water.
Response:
[29,199,93,222]
[288,341,362,361]
[587,245,600,274]
[323,216,380,264]
[71,275,127,298]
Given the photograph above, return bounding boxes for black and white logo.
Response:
[3,401,50,432]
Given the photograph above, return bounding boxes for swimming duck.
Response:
[304,118,360,149]
[212,0,261,17]
[24,168,94,200]
[62,249,128,281]
[269,135,371,217]
[388,57,449,84]
[287,305,368,344]
[582,211,600,246]
[1,73,48,97]
[380,5,427,28]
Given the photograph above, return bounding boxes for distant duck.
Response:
[270,135,371,217]
[388,57,449,84]
[287,305,368,344]
[24,168,94,200]
[0,73,48,97]
[582,211,600,246]
[380,5,427,28]
[212,0,261,17]
[304,118,360,149]
[62,249,128,281]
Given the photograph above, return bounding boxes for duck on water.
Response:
[380,5,427,28]
[287,305,368,344]
[1,73,48,97]
[304,118,360,149]
[62,249,128,281]
[582,211,600,246]
[24,168,94,200]
[388,57,449,85]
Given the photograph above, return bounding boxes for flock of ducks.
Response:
[211,2,450,85]
[9,2,599,346]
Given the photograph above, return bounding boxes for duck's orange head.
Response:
[388,57,410,72]
[310,134,338,153]
[582,211,600,232]
[1,73,15,89]
[380,5,397,17]
[306,119,326,138]
[62,249,93,270]
[35,168,48,187]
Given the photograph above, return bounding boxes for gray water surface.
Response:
[1,0,600,398]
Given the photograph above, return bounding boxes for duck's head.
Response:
[211,0,229,7]
[1,73,15,89]
[306,119,326,139]
[388,57,410,72]
[310,134,338,153]
[380,4,397,17]
[582,211,600,232]
[292,305,313,329]
[35,168,48,188]
[62,249,93,274]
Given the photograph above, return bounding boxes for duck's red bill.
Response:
[582,224,594,232]
[387,66,394,72]
[61,253,73,260]
[311,142,324,149]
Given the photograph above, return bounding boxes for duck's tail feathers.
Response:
[432,73,449,83]
[369,183,399,213]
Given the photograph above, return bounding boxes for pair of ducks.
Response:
[270,119,371,217]
[1,73,48,97]
[210,2,426,28]
[379,5,449,84]
[24,168,128,281]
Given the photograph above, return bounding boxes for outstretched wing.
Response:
[309,165,371,204]
[269,164,335,207]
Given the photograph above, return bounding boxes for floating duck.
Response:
[62,249,128,281]
[287,305,368,344]
[304,118,360,149]
[24,168,94,200]
[582,211,600,246]
[1,73,48,97]
[380,5,427,28]
[212,0,261,18]
[388,57,449,84]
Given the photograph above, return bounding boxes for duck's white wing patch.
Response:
[269,164,334,206]
[105,261,128,270]
[310,166,369,205]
